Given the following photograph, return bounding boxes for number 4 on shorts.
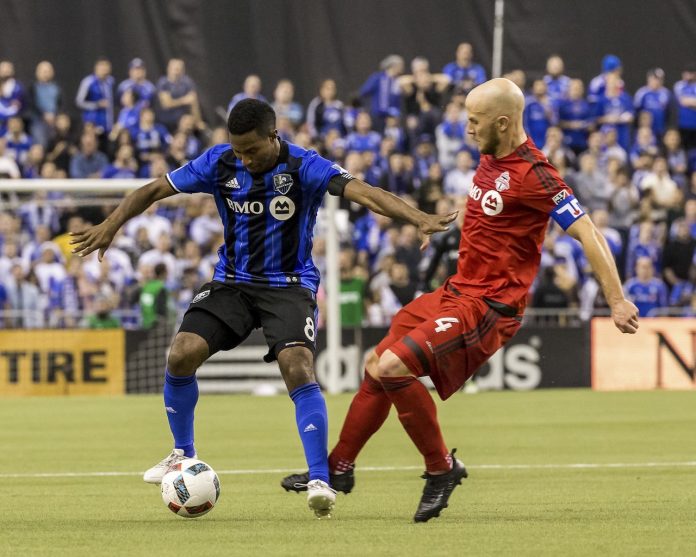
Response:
[434,317,459,333]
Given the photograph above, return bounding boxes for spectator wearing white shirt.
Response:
[444,150,475,199]
[640,156,683,223]
[138,232,178,289]
[124,204,172,247]
[189,197,223,249]
[0,137,20,178]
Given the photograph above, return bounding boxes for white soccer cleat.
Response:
[306,479,336,519]
[143,448,196,484]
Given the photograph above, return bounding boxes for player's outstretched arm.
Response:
[343,178,457,249]
[567,214,639,334]
[69,176,177,261]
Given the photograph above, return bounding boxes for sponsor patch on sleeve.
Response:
[552,190,568,205]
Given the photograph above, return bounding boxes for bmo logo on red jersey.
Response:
[470,184,504,216]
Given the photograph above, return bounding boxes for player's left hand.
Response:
[611,299,639,334]
[418,212,458,250]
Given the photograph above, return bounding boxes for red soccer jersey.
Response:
[449,138,582,312]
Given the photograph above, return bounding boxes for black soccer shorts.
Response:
[178,281,318,361]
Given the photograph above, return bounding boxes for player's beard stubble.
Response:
[478,123,500,155]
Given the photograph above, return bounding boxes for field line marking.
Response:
[2,461,696,479]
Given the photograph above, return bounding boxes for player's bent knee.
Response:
[365,350,380,380]
[167,332,209,376]
[377,350,410,378]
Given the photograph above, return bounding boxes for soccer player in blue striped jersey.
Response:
[70,99,456,519]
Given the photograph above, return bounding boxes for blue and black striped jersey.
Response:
[166,141,344,292]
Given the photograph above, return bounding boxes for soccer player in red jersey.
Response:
[283,78,640,522]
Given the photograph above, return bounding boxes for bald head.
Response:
[465,78,528,157]
[466,78,525,119]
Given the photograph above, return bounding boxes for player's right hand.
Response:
[418,211,458,251]
[69,220,118,262]
[611,299,639,334]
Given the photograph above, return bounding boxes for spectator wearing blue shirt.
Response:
[359,54,404,131]
[117,58,156,110]
[591,209,623,261]
[345,112,381,153]
[624,256,668,317]
[271,79,303,129]
[524,79,557,149]
[597,74,634,151]
[75,57,114,135]
[156,59,200,132]
[634,68,671,139]
[131,107,171,167]
[116,58,157,108]
[558,79,594,154]
[69,132,109,178]
[109,89,141,143]
[28,61,61,148]
[442,42,486,94]
[662,129,688,186]
[3,117,33,170]
[629,127,659,168]
[383,113,407,154]
[625,221,662,279]
[543,55,571,103]
[227,74,267,113]
[380,152,414,196]
[102,144,138,179]
[435,102,467,169]
[306,79,345,140]
[0,60,25,136]
[588,54,623,113]
[173,114,204,160]
[673,65,696,151]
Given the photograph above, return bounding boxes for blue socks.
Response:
[163,370,198,457]
[290,382,329,484]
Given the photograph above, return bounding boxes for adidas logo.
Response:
[303,423,318,433]
[165,406,177,414]
[224,177,240,189]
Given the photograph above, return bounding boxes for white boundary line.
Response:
[1,461,695,479]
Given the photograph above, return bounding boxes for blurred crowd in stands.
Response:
[1,44,696,329]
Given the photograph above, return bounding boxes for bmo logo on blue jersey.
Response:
[227,199,264,214]
[226,197,296,220]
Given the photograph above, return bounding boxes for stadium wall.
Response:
[3,320,696,395]
[1,0,694,122]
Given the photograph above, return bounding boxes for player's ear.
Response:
[270,129,279,142]
[496,116,509,132]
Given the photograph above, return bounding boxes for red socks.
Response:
[380,376,450,473]
[329,372,392,472]
[329,372,450,474]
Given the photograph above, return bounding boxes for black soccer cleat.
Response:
[413,449,468,523]
[281,467,355,495]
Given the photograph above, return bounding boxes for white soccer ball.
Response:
[160,458,220,518]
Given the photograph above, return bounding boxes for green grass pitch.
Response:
[1,389,695,556]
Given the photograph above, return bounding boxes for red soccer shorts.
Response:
[376,283,522,400]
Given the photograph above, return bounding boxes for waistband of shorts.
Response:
[446,283,520,319]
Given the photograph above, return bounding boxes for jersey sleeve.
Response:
[519,158,585,231]
[300,151,353,196]
[166,146,224,195]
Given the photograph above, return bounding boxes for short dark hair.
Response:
[154,262,167,278]
[227,99,276,136]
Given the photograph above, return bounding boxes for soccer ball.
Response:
[160,458,220,518]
